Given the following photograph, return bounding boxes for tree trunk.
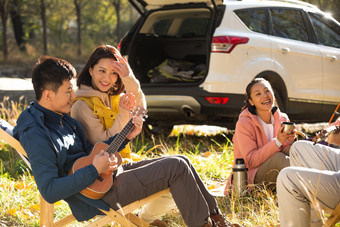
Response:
[332,1,340,21]
[111,0,121,42]
[74,0,82,56]
[40,0,48,55]
[0,0,9,59]
[10,0,25,52]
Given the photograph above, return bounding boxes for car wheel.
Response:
[273,89,285,112]
[257,73,287,113]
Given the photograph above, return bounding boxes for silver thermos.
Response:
[232,158,248,196]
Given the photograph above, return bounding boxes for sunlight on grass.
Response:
[0,117,281,227]
[218,185,280,226]
[0,99,338,226]
[0,96,28,125]
[0,172,40,226]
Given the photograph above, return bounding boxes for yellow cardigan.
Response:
[73,95,131,159]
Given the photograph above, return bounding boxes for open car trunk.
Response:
[121,3,223,85]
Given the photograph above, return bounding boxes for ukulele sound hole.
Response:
[97,176,104,182]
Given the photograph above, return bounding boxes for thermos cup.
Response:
[232,158,248,196]
[281,121,295,134]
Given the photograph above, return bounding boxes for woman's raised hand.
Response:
[119,92,136,111]
[111,52,133,78]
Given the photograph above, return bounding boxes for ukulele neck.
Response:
[106,119,134,154]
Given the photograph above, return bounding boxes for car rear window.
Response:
[177,17,210,38]
[153,19,173,36]
[146,10,211,38]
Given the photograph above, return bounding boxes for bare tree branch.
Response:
[0,0,9,59]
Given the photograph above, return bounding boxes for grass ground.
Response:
[0,136,278,226]
[0,131,281,227]
[0,98,337,226]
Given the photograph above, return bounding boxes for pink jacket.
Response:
[229,107,290,187]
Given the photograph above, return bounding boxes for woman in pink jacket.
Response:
[225,78,295,194]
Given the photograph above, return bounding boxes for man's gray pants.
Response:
[102,155,219,227]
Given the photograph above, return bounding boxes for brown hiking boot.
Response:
[210,214,242,227]
[150,219,167,227]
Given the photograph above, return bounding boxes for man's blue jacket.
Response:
[13,101,126,221]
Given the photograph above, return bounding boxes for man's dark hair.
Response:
[32,56,76,100]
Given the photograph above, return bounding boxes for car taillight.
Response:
[117,41,122,52]
[205,97,229,104]
[211,36,249,53]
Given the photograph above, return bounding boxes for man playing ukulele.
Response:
[13,56,235,227]
[277,117,340,227]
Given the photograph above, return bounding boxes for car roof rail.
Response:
[260,0,317,9]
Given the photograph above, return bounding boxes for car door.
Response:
[121,0,223,55]
[268,7,323,116]
[128,0,223,12]
[308,11,340,115]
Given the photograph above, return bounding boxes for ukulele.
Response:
[312,125,340,145]
[69,106,147,199]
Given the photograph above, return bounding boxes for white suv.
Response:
[119,0,340,132]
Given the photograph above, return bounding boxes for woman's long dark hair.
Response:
[77,45,124,95]
[241,77,270,112]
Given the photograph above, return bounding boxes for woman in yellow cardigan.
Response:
[70,45,175,226]
[71,45,146,161]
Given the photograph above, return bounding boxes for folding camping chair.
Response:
[0,122,170,227]
[324,203,340,227]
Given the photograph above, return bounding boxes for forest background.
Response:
[0,1,338,225]
[0,0,340,65]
